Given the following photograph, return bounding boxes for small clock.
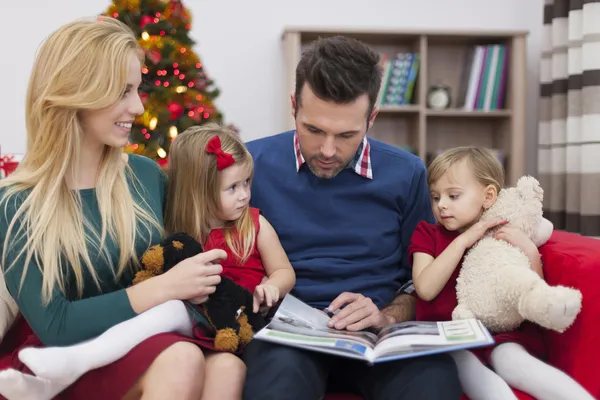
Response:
[427,85,451,110]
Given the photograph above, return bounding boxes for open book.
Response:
[253,294,495,364]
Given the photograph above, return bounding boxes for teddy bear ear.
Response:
[516,175,544,202]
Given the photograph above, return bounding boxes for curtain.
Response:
[538,0,600,237]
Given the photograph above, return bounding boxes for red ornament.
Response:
[189,110,201,122]
[167,102,185,120]
[157,157,169,169]
[0,154,18,177]
[140,16,154,28]
[146,49,162,64]
[169,0,187,22]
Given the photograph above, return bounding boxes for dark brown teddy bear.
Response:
[133,232,267,352]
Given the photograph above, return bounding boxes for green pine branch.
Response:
[102,0,230,161]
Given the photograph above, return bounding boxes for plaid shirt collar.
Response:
[293,132,373,179]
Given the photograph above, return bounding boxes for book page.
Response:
[372,319,493,360]
[253,296,494,364]
[376,321,441,344]
[252,294,380,360]
[267,318,378,348]
[271,293,331,329]
[265,294,379,348]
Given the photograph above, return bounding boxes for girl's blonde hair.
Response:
[427,146,505,191]
[1,16,161,304]
[165,123,256,263]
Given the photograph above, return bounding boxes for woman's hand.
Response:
[159,249,227,304]
[456,218,508,250]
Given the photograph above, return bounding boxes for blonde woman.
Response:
[0,16,245,400]
[1,124,296,399]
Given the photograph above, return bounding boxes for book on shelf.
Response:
[253,294,495,365]
[377,52,420,107]
[460,44,509,111]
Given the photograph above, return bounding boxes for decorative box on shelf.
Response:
[0,154,21,178]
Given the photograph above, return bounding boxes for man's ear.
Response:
[482,185,498,210]
[291,94,297,119]
[367,107,379,131]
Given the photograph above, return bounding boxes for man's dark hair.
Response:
[294,35,382,116]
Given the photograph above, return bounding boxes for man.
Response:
[243,35,462,400]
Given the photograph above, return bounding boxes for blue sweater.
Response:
[246,131,434,309]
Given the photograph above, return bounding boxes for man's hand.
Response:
[381,294,416,324]
[325,292,391,332]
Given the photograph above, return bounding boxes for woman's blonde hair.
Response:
[165,123,256,263]
[427,146,505,192]
[0,16,161,303]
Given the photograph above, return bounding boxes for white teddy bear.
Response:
[452,175,582,333]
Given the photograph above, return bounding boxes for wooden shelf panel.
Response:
[426,35,519,46]
[297,31,421,49]
[283,27,527,41]
[426,117,512,177]
[370,114,420,154]
[426,117,510,148]
[426,109,512,117]
[378,105,421,114]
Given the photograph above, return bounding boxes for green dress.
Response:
[0,155,166,346]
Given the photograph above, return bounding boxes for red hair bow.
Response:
[206,135,235,170]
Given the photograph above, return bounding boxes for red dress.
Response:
[203,207,266,294]
[0,208,266,400]
[408,220,548,365]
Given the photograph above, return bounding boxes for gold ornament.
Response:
[124,143,146,155]
[125,0,140,8]
[106,4,119,15]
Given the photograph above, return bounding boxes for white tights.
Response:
[0,304,595,400]
[0,300,193,400]
[451,343,594,400]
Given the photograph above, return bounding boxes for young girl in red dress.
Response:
[0,123,296,399]
[409,147,593,400]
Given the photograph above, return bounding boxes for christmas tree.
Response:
[102,0,232,164]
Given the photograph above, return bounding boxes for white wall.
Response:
[2,0,543,173]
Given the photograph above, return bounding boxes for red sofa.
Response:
[0,231,597,399]
[325,230,600,400]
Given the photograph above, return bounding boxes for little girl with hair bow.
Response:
[2,123,296,399]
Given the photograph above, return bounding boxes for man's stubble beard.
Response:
[307,158,345,179]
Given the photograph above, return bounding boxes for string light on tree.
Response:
[103,0,238,165]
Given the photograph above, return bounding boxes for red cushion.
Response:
[324,395,363,400]
[538,230,600,397]
[1,232,597,400]
[326,230,600,400]
[325,391,536,400]
[0,314,33,370]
